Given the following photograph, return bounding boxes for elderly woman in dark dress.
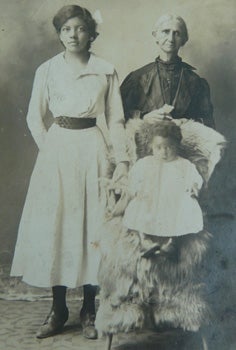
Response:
[121,14,215,128]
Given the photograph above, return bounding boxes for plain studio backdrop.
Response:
[0,0,235,318]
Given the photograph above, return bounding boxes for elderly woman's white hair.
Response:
[153,14,189,46]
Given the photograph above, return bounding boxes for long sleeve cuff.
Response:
[109,123,129,164]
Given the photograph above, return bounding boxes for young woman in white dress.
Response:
[10,4,128,340]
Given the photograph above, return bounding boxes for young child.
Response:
[123,120,204,258]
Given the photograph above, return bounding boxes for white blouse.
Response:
[26,52,128,163]
[123,156,204,237]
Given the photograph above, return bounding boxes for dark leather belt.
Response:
[54,117,96,129]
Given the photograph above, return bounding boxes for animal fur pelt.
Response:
[96,217,212,336]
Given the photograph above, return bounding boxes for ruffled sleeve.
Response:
[26,62,50,150]
[105,70,129,164]
[199,78,215,128]
[189,77,215,129]
[120,72,142,121]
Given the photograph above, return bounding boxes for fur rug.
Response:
[96,217,211,336]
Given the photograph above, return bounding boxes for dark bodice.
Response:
[120,57,215,128]
[156,56,183,105]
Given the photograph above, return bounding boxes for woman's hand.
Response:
[143,104,174,123]
[112,161,129,184]
[101,175,129,220]
[143,110,164,122]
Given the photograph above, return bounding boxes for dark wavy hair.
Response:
[135,120,182,158]
[52,5,98,39]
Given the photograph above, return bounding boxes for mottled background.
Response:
[0,0,235,334]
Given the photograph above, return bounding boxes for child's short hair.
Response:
[135,121,182,158]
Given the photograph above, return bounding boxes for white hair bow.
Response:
[93,9,103,25]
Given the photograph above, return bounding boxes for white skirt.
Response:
[10,123,108,288]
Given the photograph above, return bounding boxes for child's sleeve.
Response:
[127,159,144,197]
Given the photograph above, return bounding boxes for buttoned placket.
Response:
[156,62,183,108]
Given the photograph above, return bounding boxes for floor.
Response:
[1,217,236,349]
[0,299,235,350]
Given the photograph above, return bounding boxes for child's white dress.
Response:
[123,155,203,237]
[10,52,128,288]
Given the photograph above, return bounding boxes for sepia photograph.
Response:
[0,0,235,349]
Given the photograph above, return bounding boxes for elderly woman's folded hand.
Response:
[143,104,174,123]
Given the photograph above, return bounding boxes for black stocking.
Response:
[52,285,67,314]
[81,284,97,316]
